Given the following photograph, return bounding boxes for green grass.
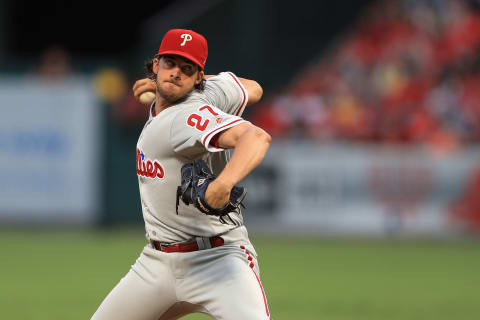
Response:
[1,229,479,320]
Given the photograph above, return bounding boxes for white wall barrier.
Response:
[243,142,480,235]
[2,76,477,234]
[0,77,101,225]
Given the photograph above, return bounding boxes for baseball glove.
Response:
[176,160,246,216]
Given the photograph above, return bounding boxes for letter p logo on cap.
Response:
[180,33,193,46]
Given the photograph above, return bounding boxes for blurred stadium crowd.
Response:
[26,0,480,232]
[251,0,480,153]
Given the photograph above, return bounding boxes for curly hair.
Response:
[144,58,206,91]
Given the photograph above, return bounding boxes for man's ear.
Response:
[196,70,205,85]
[153,58,160,75]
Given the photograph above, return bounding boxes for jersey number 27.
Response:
[187,106,219,131]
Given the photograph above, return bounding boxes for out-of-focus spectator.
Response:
[36,45,72,80]
[251,0,480,150]
[93,67,148,126]
[93,68,128,104]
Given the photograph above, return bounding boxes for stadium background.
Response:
[1,0,479,319]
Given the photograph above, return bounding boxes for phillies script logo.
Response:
[136,149,165,179]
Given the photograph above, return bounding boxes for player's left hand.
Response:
[176,160,246,216]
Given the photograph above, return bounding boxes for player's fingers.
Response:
[132,79,151,94]
[132,79,148,96]
[132,79,155,98]
[132,78,149,91]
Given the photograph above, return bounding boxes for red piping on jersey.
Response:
[227,72,247,116]
[202,119,243,147]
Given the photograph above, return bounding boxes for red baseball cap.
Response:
[155,29,208,70]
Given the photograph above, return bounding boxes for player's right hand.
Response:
[133,78,156,102]
[205,179,231,209]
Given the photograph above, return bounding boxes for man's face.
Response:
[153,55,204,103]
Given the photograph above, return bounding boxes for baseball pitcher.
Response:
[91,29,272,320]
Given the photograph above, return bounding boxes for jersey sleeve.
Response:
[170,105,248,158]
[202,72,249,116]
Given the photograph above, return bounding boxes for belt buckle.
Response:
[151,241,170,252]
[161,243,180,252]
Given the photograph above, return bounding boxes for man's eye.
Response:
[165,60,174,67]
[183,66,192,73]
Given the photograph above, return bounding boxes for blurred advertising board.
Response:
[0,77,101,225]
[243,143,480,236]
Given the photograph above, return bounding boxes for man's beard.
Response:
[156,83,181,103]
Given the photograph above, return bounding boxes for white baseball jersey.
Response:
[92,72,273,320]
[136,72,249,244]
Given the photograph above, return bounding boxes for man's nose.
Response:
[170,66,181,78]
